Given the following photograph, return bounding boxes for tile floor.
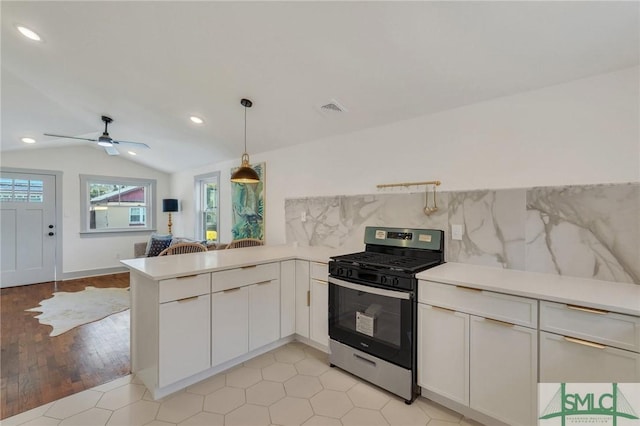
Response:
[2,342,484,426]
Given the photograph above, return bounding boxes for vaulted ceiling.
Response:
[2,1,638,173]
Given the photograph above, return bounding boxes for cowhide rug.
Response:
[25,286,130,337]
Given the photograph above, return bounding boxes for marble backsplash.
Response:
[285,182,640,284]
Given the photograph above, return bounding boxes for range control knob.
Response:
[337,268,344,276]
[380,276,388,285]
[392,277,399,287]
[347,270,354,278]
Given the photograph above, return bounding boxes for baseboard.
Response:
[62,266,129,281]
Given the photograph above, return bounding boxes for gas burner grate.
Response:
[333,252,439,272]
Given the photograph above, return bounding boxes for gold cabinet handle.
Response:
[563,336,606,349]
[176,274,198,280]
[567,304,608,315]
[307,290,310,307]
[177,296,199,303]
[242,265,257,269]
[431,305,455,313]
[256,280,271,285]
[456,285,482,292]
[484,317,515,327]
[224,287,242,293]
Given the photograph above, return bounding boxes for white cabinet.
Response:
[539,301,640,383]
[280,260,296,338]
[211,262,281,366]
[309,262,329,348]
[469,316,537,426]
[540,331,640,382]
[159,294,211,387]
[418,280,538,426]
[417,304,469,406]
[293,260,328,349]
[249,280,281,351]
[157,273,211,388]
[295,260,310,338]
[310,278,328,347]
[212,287,249,365]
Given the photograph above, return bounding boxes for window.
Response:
[129,207,146,225]
[80,175,156,234]
[195,171,220,242]
[0,178,43,203]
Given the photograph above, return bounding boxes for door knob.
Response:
[48,232,54,236]
[49,224,54,229]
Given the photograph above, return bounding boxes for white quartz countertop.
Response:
[120,244,352,281]
[417,262,640,316]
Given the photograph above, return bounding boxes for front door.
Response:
[1,171,57,287]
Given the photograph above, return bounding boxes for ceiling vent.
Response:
[317,99,348,116]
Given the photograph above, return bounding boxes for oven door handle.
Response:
[329,277,411,300]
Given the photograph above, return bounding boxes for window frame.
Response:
[194,171,220,243]
[80,174,157,234]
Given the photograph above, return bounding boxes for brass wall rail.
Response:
[376,180,442,216]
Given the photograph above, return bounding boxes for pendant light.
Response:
[230,98,260,183]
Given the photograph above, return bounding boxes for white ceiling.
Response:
[2,1,638,174]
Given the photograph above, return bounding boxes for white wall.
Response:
[1,145,171,276]
[171,67,639,247]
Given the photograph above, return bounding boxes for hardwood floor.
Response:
[0,273,131,419]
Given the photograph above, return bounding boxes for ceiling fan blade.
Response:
[112,139,150,149]
[104,145,120,156]
[44,133,97,142]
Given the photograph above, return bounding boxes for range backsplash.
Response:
[285,182,640,285]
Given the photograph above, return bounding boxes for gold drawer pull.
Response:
[307,290,310,307]
[564,336,606,349]
[567,304,609,315]
[224,287,242,293]
[242,265,257,269]
[177,296,199,303]
[432,305,455,313]
[456,285,482,292]
[485,318,514,327]
[256,280,271,285]
[176,274,198,280]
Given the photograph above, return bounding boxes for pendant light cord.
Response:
[244,106,247,153]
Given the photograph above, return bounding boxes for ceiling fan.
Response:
[44,115,150,155]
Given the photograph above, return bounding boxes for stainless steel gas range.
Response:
[328,227,445,404]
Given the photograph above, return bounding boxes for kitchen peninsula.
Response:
[120,244,338,399]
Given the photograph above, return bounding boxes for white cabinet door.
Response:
[540,331,640,383]
[470,316,537,426]
[295,260,310,338]
[249,280,281,351]
[212,287,249,366]
[159,294,211,387]
[309,278,328,347]
[280,261,296,338]
[417,304,469,406]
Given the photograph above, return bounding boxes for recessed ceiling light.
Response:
[17,26,41,42]
[21,137,36,144]
[128,151,137,156]
[190,116,204,124]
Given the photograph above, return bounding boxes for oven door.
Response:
[328,277,415,369]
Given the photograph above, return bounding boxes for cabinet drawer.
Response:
[419,281,537,328]
[159,273,211,303]
[212,262,279,292]
[540,331,640,383]
[310,262,328,282]
[540,301,640,352]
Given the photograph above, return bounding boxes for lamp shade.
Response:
[162,199,179,213]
